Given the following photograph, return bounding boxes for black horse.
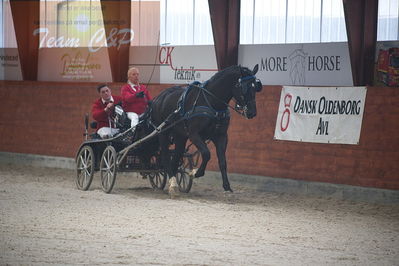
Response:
[150,64,262,192]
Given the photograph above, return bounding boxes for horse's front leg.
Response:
[189,133,210,178]
[158,134,173,179]
[166,137,188,197]
[171,137,187,175]
[212,133,232,192]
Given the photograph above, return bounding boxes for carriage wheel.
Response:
[176,154,194,193]
[100,145,118,193]
[148,171,167,190]
[148,155,167,190]
[176,168,193,193]
[76,145,95,191]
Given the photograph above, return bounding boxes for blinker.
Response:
[255,79,262,92]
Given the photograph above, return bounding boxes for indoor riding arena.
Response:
[1,0,398,265]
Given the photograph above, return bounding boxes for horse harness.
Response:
[146,73,258,134]
[177,73,259,119]
[177,81,230,122]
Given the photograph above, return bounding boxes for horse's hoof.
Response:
[168,176,179,199]
[188,168,198,178]
[194,170,205,178]
[223,190,234,198]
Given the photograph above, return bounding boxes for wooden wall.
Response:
[0,81,398,190]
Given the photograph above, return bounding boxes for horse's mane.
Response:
[156,85,182,97]
[152,85,183,106]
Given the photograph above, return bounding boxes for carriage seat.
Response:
[87,121,100,139]
[90,121,97,129]
[88,121,119,139]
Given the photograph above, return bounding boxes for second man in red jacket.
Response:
[121,67,152,129]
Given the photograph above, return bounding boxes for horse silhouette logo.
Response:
[289,48,307,85]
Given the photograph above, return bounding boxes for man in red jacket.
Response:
[92,84,122,138]
[121,67,152,129]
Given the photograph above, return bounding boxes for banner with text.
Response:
[33,0,133,82]
[238,42,353,86]
[274,86,367,144]
[0,48,23,81]
[130,45,218,84]
[38,47,112,82]
[374,41,399,87]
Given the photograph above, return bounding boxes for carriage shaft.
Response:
[117,121,167,165]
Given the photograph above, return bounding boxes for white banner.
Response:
[130,45,218,84]
[37,47,112,82]
[238,42,353,86]
[274,86,367,144]
[0,48,23,81]
[130,43,352,86]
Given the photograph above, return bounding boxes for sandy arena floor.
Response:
[0,164,398,265]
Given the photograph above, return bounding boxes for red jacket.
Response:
[91,95,122,131]
[121,84,152,114]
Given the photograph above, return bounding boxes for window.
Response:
[321,0,347,42]
[378,0,399,41]
[39,0,106,48]
[0,0,3,47]
[240,0,347,44]
[160,0,213,45]
[131,0,160,46]
[0,0,17,48]
[193,0,213,44]
[252,0,286,44]
[286,0,321,43]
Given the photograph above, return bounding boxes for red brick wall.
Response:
[0,81,165,157]
[1,81,398,190]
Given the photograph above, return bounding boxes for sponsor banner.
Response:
[238,42,353,86]
[0,48,23,81]
[274,86,367,144]
[374,41,399,87]
[34,0,132,82]
[130,45,218,84]
[37,47,112,82]
[34,1,133,50]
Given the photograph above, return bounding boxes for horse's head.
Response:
[233,64,262,119]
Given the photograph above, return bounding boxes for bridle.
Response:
[233,74,258,116]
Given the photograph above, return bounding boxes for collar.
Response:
[128,81,139,88]
[102,96,114,104]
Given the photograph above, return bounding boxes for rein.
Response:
[144,31,160,90]
[146,81,246,138]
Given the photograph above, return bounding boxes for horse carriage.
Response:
[75,104,200,193]
[76,64,262,195]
